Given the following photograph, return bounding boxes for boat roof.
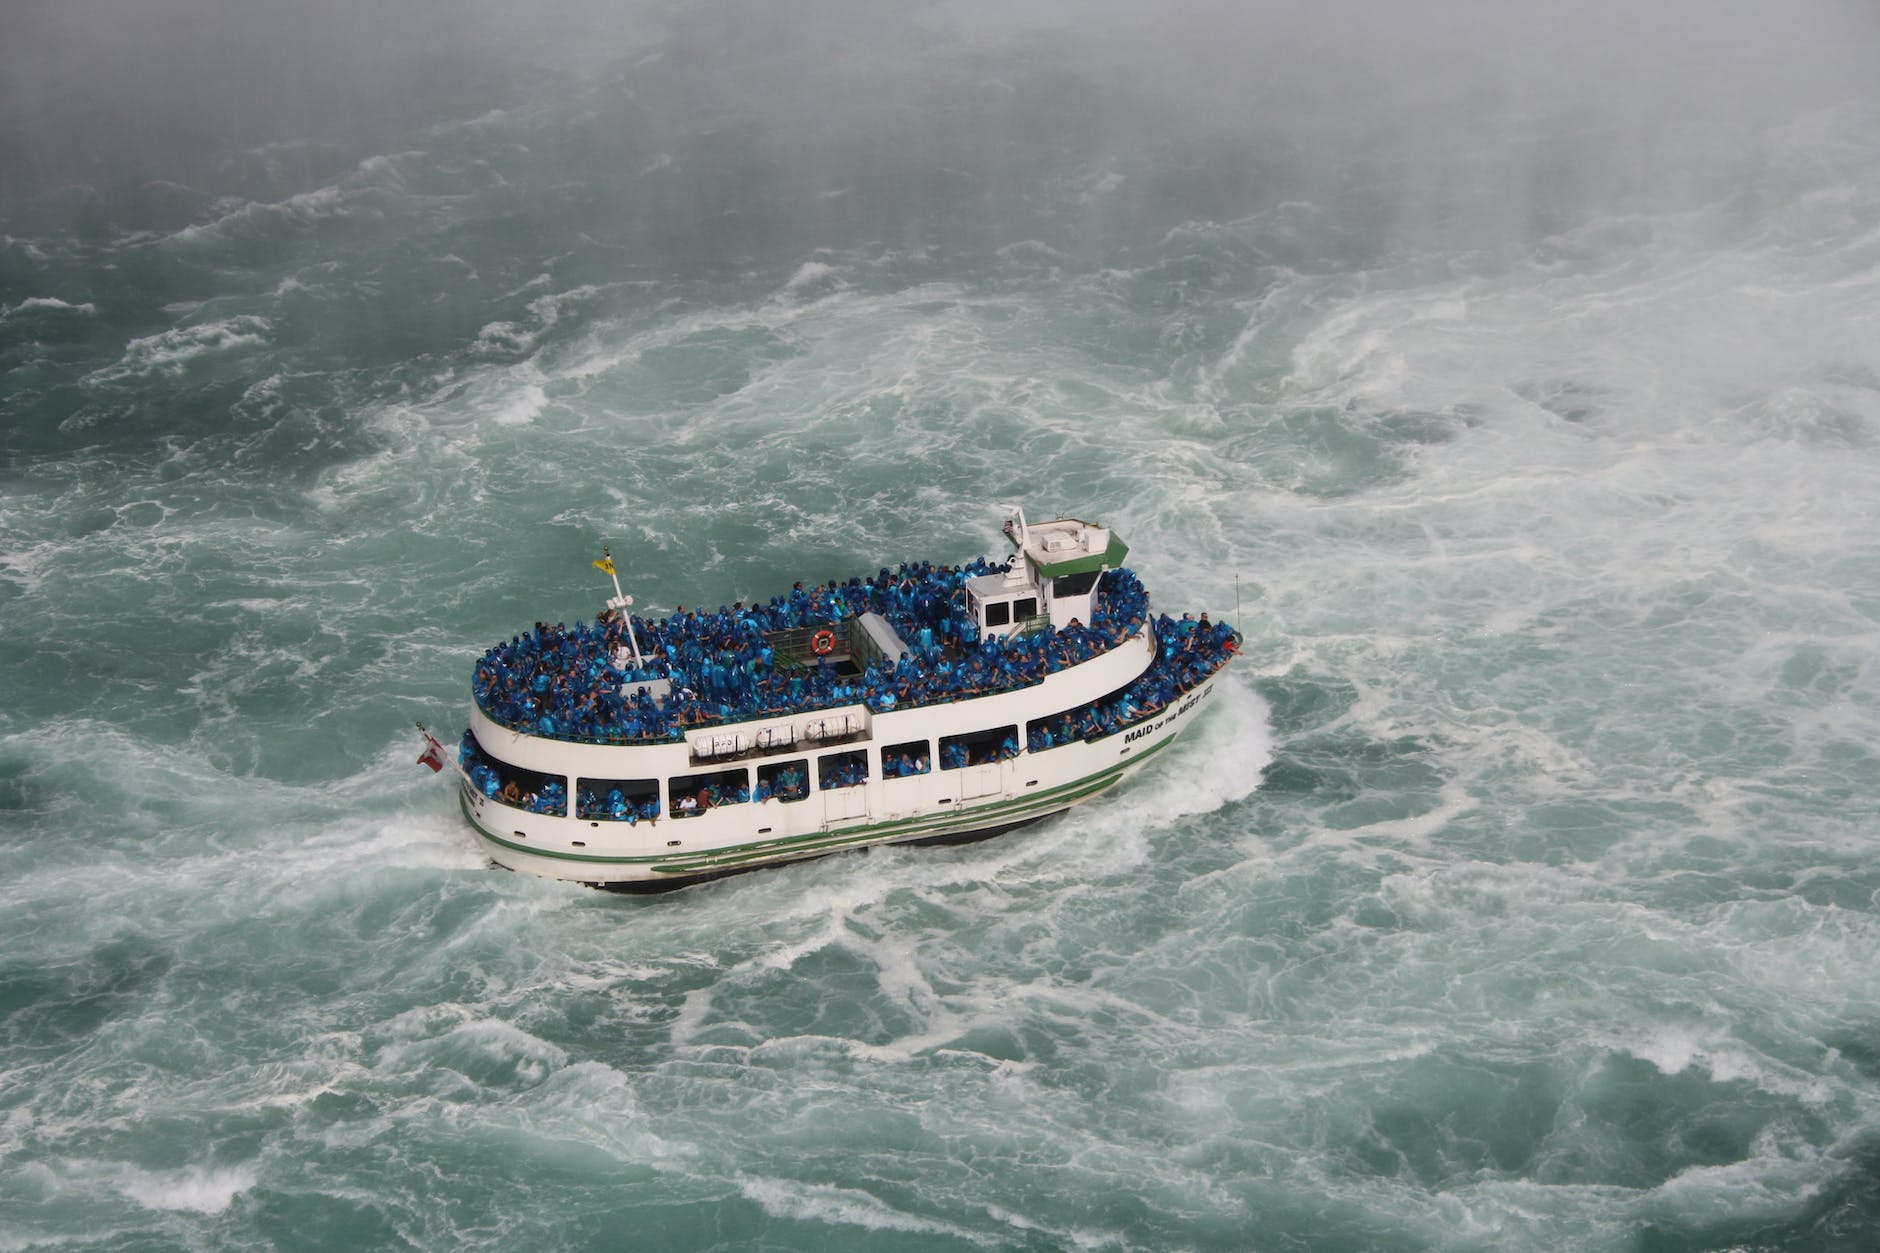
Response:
[1009,516,1129,579]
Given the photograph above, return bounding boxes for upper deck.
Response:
[472,547,1152,748]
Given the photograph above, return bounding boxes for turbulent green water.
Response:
[5,2,1880,1248]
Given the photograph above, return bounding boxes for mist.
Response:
[5,0,1876,254]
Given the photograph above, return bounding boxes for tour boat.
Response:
[429,510,1239,890]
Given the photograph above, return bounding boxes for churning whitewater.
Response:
[3,1,1880,1248]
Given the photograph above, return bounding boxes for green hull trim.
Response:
[464,734,1175,877]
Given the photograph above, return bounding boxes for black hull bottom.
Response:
[900,812,1047,848]
[533,811,1054,895]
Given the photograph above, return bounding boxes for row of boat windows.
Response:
[980,596,1037,628]
[461,646,1187,822]
[462,728,1035,821]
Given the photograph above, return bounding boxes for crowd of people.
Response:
[461,743,568,817]
[460,606,1242,817]
[574,786,660,823]
[1029,611,1239,749]
[472,557,1163,743]
[676,775,750,814]
[819,753,868,790]
[756,763,809,803]
[940,730,1022,769]
[882,747,931,777]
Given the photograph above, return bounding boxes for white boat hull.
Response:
[460,638,1228,889]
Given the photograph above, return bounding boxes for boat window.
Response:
[939,725,1019,770]
[984,599,1011,627]
[818,750,868,791]
[1027,715,1071,752]
[757,759,809,803]
[1052,571,1100,597]
[1014,596,1038,621]
[462,733,567,816]
[883,739,931,777]
[576,777,660,822]
[1031,667,1164,748]
[670,768,749,817]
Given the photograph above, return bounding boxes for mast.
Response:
[595,547,646,669]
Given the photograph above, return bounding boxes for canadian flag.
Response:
[417,730,447,773]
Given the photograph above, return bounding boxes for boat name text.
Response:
[1123,683,1215,744]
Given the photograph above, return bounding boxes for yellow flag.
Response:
[593,555,616,576]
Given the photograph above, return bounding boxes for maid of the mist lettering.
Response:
[1125,684,1212,743]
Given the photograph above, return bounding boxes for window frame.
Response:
[669,767,750,817]
[757,758,811,804]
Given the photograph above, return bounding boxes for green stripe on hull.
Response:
[464,734,1175,877]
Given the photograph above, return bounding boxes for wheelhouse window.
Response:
[939,725,1019,770]
[670,768,749,817]
[883,739,930,777]
[462,733,566,815]
[1052,571,1100,597]
[818,750,868,791]
[577,777,660,822]
[757,759,809,803]
[1014,596,1038,621]
[984,599,1011,627]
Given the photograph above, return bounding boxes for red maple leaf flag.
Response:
[416,725,447,773]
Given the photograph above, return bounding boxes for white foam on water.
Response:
[473,282,612,351]
[1123,677,1273,819]
[478,1059,692,1167]
[1431,1119,1861,1252]
[0,538,61,595]
[376,1015,568,1077]
[162,147,428,249]
[171,186,349,245]
[2,233,55,262]
[486,376,550,426]
[735,1175,989,1241]
[1,296,97,320]
[972,1201,1116,1252]
[81,316,272,387]
[781,260,841,293]
[110,1162,259,1214]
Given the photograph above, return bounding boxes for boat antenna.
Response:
[1002,506,1028,549]
[595,546,646,669]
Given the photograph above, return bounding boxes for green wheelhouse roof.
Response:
[1032,533,1129,578]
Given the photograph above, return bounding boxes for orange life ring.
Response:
[811,629,836,656]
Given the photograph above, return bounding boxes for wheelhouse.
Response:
[967,511,1129,640]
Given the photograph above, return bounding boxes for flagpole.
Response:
[596,546,646,669]
[416,720,468,784]
[601,546,627,603]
